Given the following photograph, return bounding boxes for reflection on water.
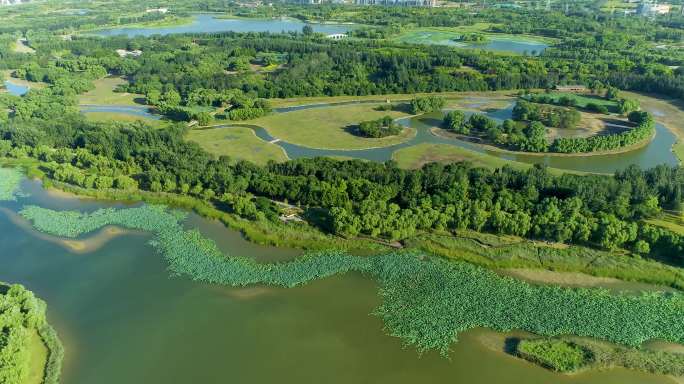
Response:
[91,14,355,37]
[4,80,29,96]
[0,177,678,384]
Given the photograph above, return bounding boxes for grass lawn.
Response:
[24,330,48,384]
[393,142,531,170]
[78,77,142,106]
[541,92,618,110]
[187,126,288,165]
[392,142,583,175]
[674,140,684,164]
[267,90,515,108]
[249,103,415,150]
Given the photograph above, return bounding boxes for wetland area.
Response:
[1,177,681,384]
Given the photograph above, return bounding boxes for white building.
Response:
[145,8,169,13]
[354,0,437,7]
[638,2,671,15]
[355,0,436,6]
[116,49,143,58]
[326,33,348,40]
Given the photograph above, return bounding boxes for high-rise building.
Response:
[355,0,436,7]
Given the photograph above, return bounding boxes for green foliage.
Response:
[517,337,684,376]
[0,167,23,201]
[443,110,467,133]
[20,204,684,357]
[357,115,402,138]
[409,96,445,114]
[516,339,590,372]
[0,283,61,384]
[550,113,655,153]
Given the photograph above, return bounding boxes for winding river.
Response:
[202,101,679,173]
[0,177,678,384]
[6,69,678,173]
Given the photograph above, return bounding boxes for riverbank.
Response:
[3,158,683,290]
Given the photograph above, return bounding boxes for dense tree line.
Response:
[0,114,682,263]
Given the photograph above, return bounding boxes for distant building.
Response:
[116,49,143,58]
[326,33,348,40]
[638,1,671,15]
[555,85,587,93]
[355,0,435,6]
[145,7,169,13]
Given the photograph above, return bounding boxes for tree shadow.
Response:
[503,337,521,355]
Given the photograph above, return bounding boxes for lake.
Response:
[0,176,678,384]
[4,80,29,96]
[91,14,354,37]
[396,31,549,55]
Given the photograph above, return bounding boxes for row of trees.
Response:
[1,113,682,263]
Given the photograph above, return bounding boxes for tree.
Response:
[443,110,467,133]
[302,25,314,36]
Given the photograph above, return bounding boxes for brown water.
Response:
[0,179,678,384]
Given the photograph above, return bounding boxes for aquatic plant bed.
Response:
[19,204,684,356]
[0,167,24,201]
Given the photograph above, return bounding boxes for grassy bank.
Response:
[3,159,682,289]
[187,126,289,165]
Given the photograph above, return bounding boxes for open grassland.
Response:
[393,143,524,170]
[392,143,586,175]
[17,204,684,357]
[187,126,289,165]
[267,91,515,108]
[78,77,142,106]
[249,103,415,150]
[542,92,618,109]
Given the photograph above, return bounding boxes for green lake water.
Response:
[0,178,679,383]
